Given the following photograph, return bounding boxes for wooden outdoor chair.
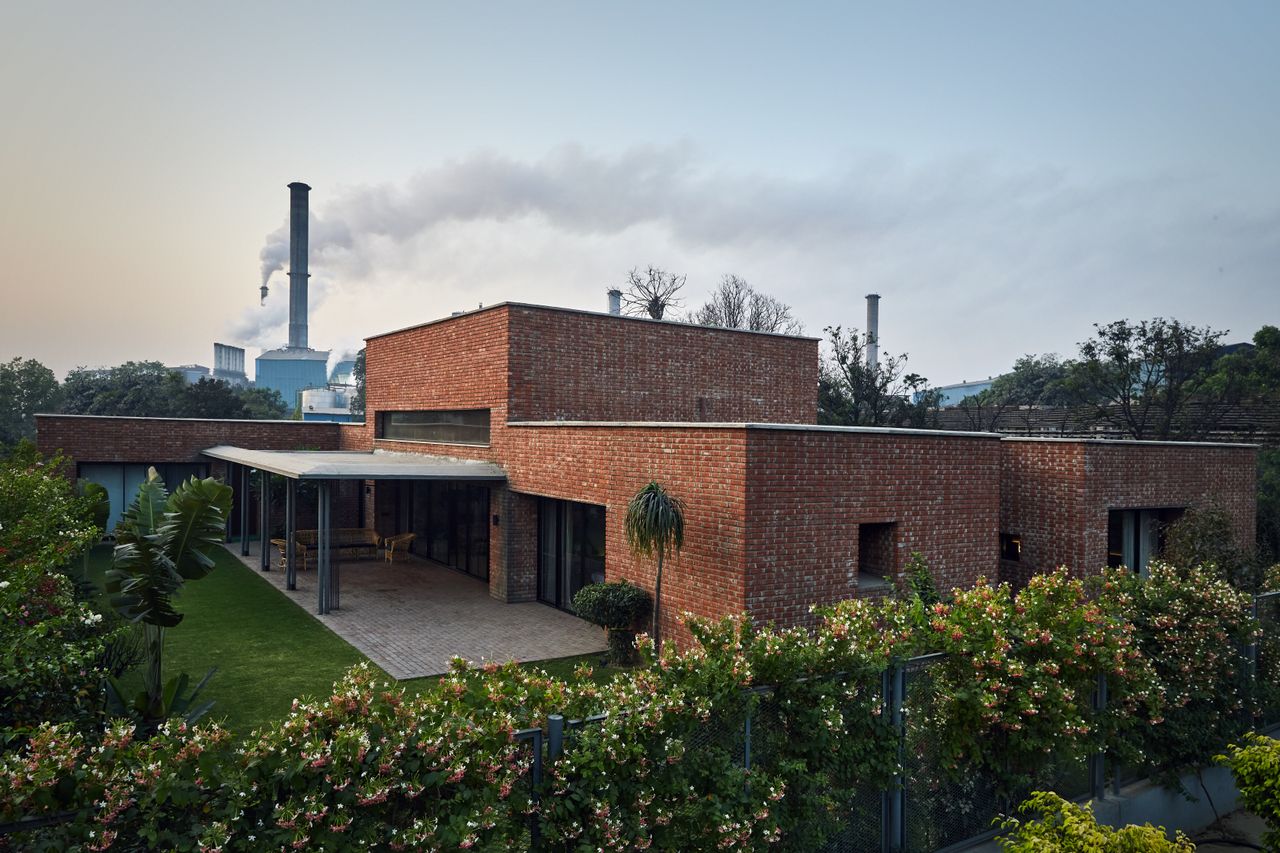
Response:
[384,532,416,563]
[270,539,289,572]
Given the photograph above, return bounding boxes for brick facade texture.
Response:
[33,306,1261,651]
[999,438,1257,583]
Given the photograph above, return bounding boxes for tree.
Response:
[691,275,803,334]
[819,325,938,428]
[1068,318,1239,440]
[623,481,685,655]
[105,468,231,728]
[350,348,366,419]
[239,386,289,420]
[62,361,187,418]
[620,266,685,320]
[0,357,62,450]
[180,377,250,419]
[955,354,1071,432]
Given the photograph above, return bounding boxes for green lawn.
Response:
[85,546,623,737]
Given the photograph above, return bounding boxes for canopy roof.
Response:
[202,446,507,481]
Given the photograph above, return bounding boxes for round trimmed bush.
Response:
[572,581,652,664]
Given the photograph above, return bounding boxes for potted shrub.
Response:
[572,581,653,665]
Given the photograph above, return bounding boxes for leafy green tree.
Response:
[1068,318,1239,440]
[350,347,366,419]
[180,377,251,418]
[239,385,289,420]
[62,361,187,418]
[624,481,685,654]
[956,354,1071,432]
[0,357,62,450]
[819,325,938,427]
[105,468,232,728]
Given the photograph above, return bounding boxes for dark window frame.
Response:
[376,409,491,446]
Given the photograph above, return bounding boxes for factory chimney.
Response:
[607,288,622,315]
[287,182,311,349]
[865,293,880,369]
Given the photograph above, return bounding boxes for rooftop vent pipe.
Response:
[287,181,311,349]
[865,293,880,369]
[607,288,622,315]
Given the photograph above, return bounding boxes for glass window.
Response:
[377,410,490,445]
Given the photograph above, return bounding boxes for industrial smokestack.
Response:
[607,288,622,315]
[287,182,311,349]
[865,293,880,369]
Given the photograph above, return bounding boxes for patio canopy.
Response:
[204,445,506,616]
[202,446,507,481]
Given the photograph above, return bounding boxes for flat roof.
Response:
[1000,435,1258,449]
[507,421,1002,439]
[365,301,821,343]
[201,446,508,480]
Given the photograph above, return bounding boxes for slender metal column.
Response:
[318,480,330,614]
[259,470,271,571]
[286,478,298,590]
[239,464,250,556]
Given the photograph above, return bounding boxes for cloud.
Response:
[230,145,1280,383]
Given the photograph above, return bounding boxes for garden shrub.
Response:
[0,449,118,749]
[1096,563,1258,790]
[571,580,652,664]
[1219,733,1280,853]
[1161,504,1260,590]
[996,791,1194,852]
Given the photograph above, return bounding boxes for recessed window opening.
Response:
[859,522,897,586]
[1000,533,1022,562]
[377,409,490,445]
[1106,507,1184,577]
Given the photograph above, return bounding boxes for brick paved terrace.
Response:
[229,543,605,679]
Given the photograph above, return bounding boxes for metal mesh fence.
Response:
[899,657,1005,853]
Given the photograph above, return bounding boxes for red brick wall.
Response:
[744,428,1003,628]
[998,440,1087,583]
[502,423,750,645]
[1081,441,1256,572]
[999,438,1258,581]
[505,305,818,424]
[36,415,341,470]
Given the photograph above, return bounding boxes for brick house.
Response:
[37,302,1257,644]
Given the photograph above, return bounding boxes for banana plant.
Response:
[105,468,231,729]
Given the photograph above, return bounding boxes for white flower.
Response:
[0,581,9,589]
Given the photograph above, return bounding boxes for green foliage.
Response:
[0,357,62,451]
[350,347,366,418]
[1259,449,1280,562]
[902,551,940,605]
[997,791,1194,852]
[0,448,120,748]
[105,469,232,727]
[572,581,653,664]
[1219,733,1280,853]
[1160,504,1259,590]
[1069,317,1237,440]
[819,325,938,428]
[1095,563,1257,792]
[958,354,1071,432]
[59,360,287,420]
[624,481,686,653]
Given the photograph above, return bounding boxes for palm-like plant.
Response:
[623,481,685,654]
[105,468,232,726]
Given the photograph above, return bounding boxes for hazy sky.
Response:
[2,1,1277,384]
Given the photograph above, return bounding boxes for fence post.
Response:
[529,728,544,851]
[548,714,565,760]
[1090,672,1107,800]
[1246,596,1261,731]
[881,662,906,853]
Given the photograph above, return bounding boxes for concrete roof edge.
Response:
[363,301,821,343]
[1000,435,1260,449]
[35,413,334,426]
[507,420,1001,439]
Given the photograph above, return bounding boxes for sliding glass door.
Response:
[537,498,606,611]
[407,481,490,581]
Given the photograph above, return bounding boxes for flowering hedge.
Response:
[0,449,119,747]
[0,564,1270,851]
